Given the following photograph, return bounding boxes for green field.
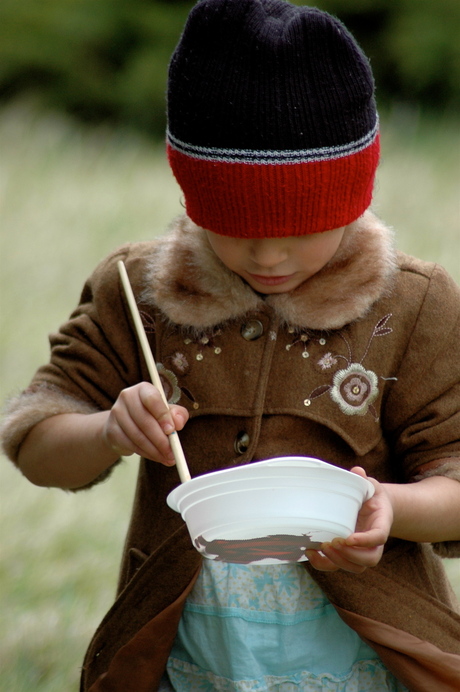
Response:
[1,100,459,691]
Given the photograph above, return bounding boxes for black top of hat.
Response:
[168,0,377,152]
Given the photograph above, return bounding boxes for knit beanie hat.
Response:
[167,0,380,238]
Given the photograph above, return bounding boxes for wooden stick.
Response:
[117,260,191,483]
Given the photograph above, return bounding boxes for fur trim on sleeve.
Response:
[1,384,122,491]
[412,459,460,558]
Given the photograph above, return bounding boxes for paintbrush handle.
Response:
[117,260,191,483]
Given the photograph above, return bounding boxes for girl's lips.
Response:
[247,273,294,286]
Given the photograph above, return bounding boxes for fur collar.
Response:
[143,211,396,331]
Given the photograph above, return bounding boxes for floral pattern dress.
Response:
[163,560,409,691]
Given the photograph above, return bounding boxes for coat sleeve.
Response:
[1,243,150,486]
[383,262,460,557]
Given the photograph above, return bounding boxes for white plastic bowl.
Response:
[167,456,374,565]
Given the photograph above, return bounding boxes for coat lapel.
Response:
[142,211,397,331]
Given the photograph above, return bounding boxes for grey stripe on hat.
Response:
[167,118,379,165]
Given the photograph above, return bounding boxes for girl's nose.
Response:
[249,239,287,268]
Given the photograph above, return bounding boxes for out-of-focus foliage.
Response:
[0,0,192,136]
[0,0,458,137]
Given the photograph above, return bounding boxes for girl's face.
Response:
[205,226,345,294]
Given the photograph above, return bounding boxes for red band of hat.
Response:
[167,134,380,237]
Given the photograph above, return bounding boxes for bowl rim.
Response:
[167,456,375,512]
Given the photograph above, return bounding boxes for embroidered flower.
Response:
[303,315,394,422]
[156,363,181,404]
[317,352,338,370]
[330,363,379,416]
[170,351,189,375]
[285,330,310,354]
[181,328,223,360]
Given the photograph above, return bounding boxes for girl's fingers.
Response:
[329,539,383,568]
[136,383,176,434]
[170,405,189,431]
[304,550,341,572]
[306,539,383,573]
[345,529,387,548]
[106,385,176,464]
[114,410,175,464]
[306,468,388,573]
[350,465,367,478]
[310,546,368,573]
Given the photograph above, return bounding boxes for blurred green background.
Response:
[0,0,459,137]
[0,1,459,690]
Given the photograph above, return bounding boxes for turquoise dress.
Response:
[164,560,408,691]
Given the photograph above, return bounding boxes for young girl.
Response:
[2,1,460,690]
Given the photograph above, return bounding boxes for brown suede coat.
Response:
[2,212,460,691]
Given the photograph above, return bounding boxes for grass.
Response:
[1,100,459,691]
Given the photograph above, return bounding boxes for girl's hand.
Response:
[102,382,189,466]
[305,467,394,573]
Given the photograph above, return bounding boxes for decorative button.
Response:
[303,398,311,407]
[234,431,250,455]
[196,353,203,361]
[319,338,327,346]
[241,320,264,341]
[214,347,222,354]
[302,351,310,359]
